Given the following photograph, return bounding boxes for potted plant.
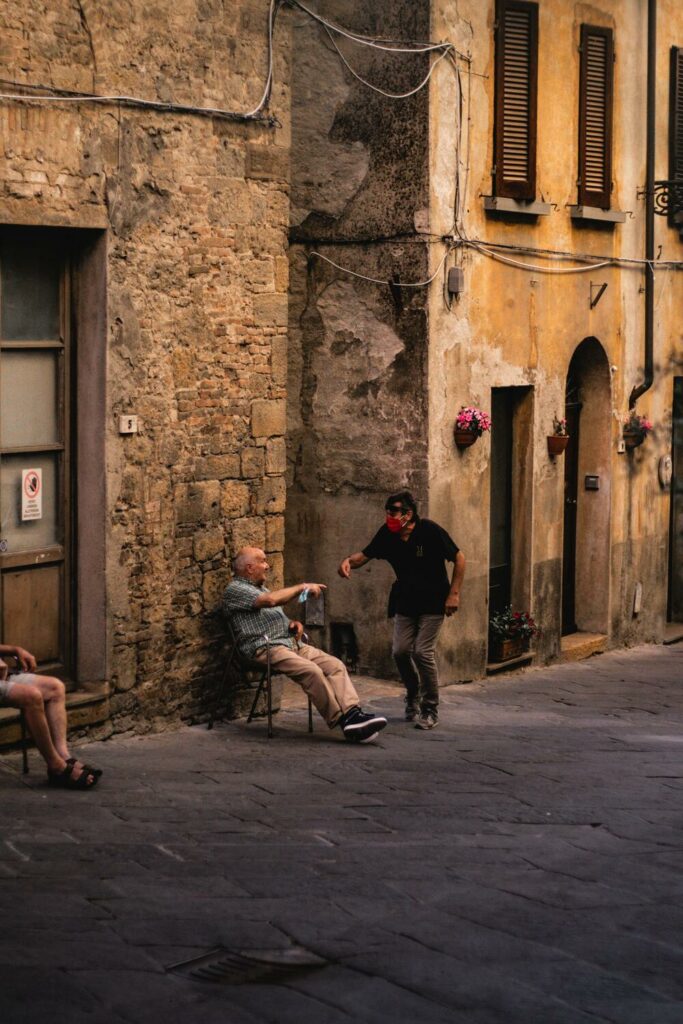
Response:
[547,416,570,456]
[489,606,538,662]
[454,406,492,448]
[622,412,653,450]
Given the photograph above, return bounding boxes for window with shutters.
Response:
[578,25,614,210]
[493,0,539,201]
[669,46,683,227]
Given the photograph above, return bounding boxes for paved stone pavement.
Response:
[1,643,682,1024]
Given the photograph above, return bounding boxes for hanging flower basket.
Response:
[623,429,645,450]
[622,413,653,450]
[547,434,570,456]
[453,406,491,450]
[454,429,478,448]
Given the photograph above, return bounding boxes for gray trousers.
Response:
[391,613,444,712]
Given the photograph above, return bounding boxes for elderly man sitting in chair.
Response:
[223,547,387,743]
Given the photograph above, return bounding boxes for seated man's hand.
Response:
[0,658,7,682]
[14,646,37,671]
[338,558,351,579]
[303,583,327,598]
[288,620,304,641]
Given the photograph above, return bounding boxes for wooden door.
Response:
[489,389,514,619]
[0,229,72,676]
[668,377,683,621]
[562,385,581,635]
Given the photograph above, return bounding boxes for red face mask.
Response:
[385,513,405,533]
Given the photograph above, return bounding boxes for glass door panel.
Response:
[0,349,60,447]
[0,453,60,551]
[0,234,61,340]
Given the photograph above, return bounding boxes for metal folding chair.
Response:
[3,656,30,774]
[208,621,313,738]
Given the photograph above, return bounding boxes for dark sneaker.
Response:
[415,710,438,730]
[341,707,388,743]
[404,701,418,723]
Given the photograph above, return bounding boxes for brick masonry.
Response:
[0,0,292,731]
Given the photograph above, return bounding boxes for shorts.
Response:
[0,672,40,705]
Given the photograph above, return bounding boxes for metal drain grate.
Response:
[167,945,329,985]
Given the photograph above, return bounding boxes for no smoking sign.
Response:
[21,468,43,521]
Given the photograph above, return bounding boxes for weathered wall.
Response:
[0,0,292,729]
[285,1,431,675]
[430,0,683,680]
[286,0,682,688]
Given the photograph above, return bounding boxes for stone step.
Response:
[0,684,110,752]
[486,651,535,675]
[663,623,683,645]
[560,632,607,663]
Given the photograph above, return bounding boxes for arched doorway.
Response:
[562,338,612,636]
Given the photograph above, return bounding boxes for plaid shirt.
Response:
[222,576,295,659]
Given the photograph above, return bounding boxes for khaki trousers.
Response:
[255,643,359,728]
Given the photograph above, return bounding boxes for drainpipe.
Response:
[629,0,656,408]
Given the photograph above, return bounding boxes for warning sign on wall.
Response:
[21,468,42,521]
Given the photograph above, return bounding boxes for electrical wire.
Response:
[322,26,454,100]
[0,0,285,123]
[458,238,683,271]
[466,242,612,274]
[0,0,472,124]
[308,247,452,287]
[242,0,280,118]
[0,86,278,123]
[289,0,470,60]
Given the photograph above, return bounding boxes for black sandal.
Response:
[48,761,98,789]
[66,757,103,778]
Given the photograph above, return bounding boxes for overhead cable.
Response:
[0,0,469,123]
[308,248,451,287]
[322,26,454,100]
[459,238,683,271]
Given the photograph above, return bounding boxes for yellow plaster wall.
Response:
[429,0,682,674]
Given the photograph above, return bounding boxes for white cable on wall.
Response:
[322,26,454,100]
[308,248,451,287]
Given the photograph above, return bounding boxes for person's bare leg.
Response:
[36,677,69,758]
[8,681,93,782]
[8,685,66,772]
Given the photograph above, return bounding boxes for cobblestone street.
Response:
[1,643,682,1023]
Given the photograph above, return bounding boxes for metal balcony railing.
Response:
[653,179,683,219]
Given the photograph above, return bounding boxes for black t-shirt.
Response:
[362,517,459,617]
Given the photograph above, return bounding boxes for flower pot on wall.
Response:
[454,429,478,449]
[623,429,645,450]
[547,435,570,456]
[489,636,529,663]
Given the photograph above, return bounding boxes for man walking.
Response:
[223,547,387,743]
[338,491,465,730]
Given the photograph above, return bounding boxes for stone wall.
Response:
[285,0,431,676]
[0,0,292,730]
[287,0,683,687]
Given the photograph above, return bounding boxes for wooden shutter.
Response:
[494,0,539,201]
[578,25,614,209]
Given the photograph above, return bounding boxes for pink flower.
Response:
[456,405,492,434]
